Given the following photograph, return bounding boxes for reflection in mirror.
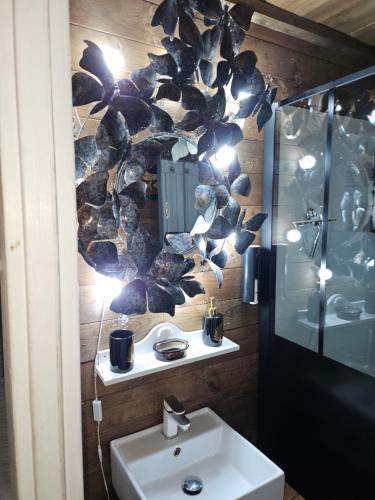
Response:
[115,134,202,250]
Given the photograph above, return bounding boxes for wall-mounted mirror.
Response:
[115,134,207,250]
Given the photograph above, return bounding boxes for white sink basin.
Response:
[111,407,284,500]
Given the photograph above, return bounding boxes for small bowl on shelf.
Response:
[153,338,189,362]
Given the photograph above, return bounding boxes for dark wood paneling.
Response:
[70,0,365,497]
[79,266,244,324]
[82,326,259,499]
[268,0,375,46]
[284,482,305,500]
[69,0,370,69]
[239,0,375,63]
[81,298,259,364]
[82,324,259,401]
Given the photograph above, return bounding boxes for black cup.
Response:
[109,330,134,373]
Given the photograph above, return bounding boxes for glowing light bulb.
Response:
[96,274,123,300]
[238,91,252,101]
[286,229,301,243]
[210,145,235,169]
[367,109,375,125]
[335,104,342,112]
[227,232,237,245]
[318,268,333,281]
[299,155,316,170]
[102,46,125,74]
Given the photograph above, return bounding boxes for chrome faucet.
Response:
[163,396,191,439]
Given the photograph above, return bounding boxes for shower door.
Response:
[259,66,375,500]
[324,75,375,375]
[271,95,328,353]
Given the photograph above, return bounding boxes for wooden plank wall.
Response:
[268,0,375,45]
[69,1,367,497]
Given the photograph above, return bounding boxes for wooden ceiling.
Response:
[268,0,375,45]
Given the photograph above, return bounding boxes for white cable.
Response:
[94,296,106,400]
[97,421,110,500]
[94,295,110,500]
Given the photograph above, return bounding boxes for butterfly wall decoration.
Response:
[73,0,276,316]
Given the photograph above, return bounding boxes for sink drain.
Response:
[182,476,203,496]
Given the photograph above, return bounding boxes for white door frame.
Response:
[0,0,84,498]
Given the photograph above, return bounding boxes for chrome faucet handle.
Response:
[164,396,185,415]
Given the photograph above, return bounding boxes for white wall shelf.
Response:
[95,322,240,386]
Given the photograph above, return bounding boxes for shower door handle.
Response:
[292,209,337,258]
[309,218,337,258]
[292,216,336,227]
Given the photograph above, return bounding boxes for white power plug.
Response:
[92,399,103,422]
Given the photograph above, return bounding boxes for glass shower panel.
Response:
[324,76,375,376]
[273,96,328,351]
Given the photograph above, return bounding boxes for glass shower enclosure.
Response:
[259,65,375,499]
[266,66,375,376]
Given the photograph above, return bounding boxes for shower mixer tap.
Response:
[293,208,321,227]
